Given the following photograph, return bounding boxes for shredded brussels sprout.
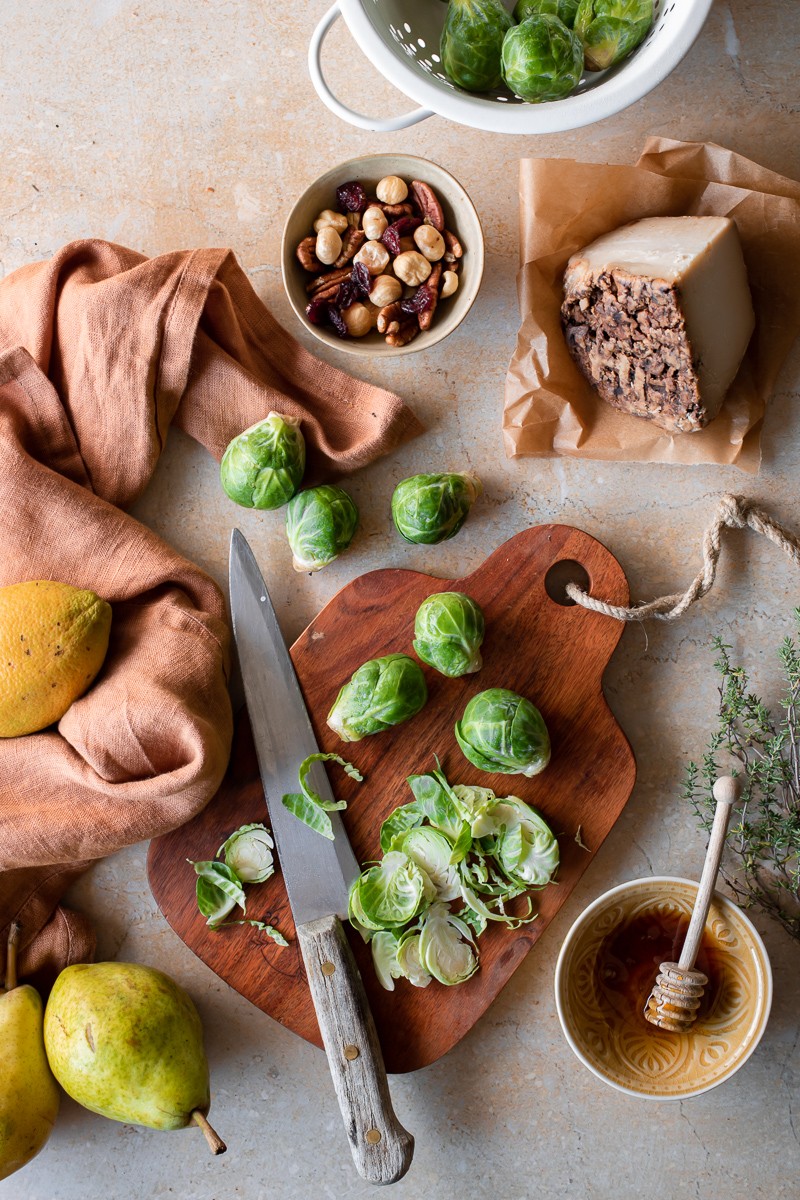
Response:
[348,764,560,990]
[217,823,275,883]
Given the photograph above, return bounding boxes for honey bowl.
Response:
[554,877,772,1100]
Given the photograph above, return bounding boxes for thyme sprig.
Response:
[683,609,800,941]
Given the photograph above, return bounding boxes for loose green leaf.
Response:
[281,792,334,840]
[215,919,289,946]
[298,752,362,811]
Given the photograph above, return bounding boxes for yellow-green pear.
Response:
[43,962,225,1154]
[0,923,61,1182]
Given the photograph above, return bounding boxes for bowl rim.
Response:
[553,875,774,1101]
[280,151,485,357]
[335,0,715,134]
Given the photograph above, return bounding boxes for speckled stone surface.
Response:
[2,1,800,1197]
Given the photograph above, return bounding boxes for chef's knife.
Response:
[228,529,414,1185]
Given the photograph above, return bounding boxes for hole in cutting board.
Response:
[544,560,591,607]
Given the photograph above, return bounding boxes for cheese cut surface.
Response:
[561,216,755,433]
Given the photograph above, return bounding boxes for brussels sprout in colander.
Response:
[574,0,654,70]
[501,14,584,103]
[440,0,515,93]
[513,0,580,28]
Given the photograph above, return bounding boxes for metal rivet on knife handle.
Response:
[344,1044,360,1061]
[321,961,336,976]
[365,1129,382,1145]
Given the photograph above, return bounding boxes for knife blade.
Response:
[228,529,414,1185]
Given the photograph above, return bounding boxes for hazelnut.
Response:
[440,270,459,299]
[315,225,343,266]
[362,205,388,241]
[413,225,445,262]
[354,239,391,276]
[393,250,432,286]
[376,175,408,205]
[313,209,349,235]
[369,274,402,308]
[342,302,373,338]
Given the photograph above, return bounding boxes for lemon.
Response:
[0,581,112,738]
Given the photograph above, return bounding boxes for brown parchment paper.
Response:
[503,138,800,472]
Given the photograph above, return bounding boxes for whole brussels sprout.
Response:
[413,592,485,678]
[285,484,358,573]
[455,687,551,776]
[574,0,653,70]
[513,0,579,27]
[220,412,305,510]
[501,14,584,102]
[327,654,428,742]
[441,0,515,93]
[391,473,482,545]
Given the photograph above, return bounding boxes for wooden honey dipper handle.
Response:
[678,775,741,971]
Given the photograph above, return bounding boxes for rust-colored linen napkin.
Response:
[0,240,422,984]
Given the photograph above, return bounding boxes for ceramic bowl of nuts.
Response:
[281,154,484,356]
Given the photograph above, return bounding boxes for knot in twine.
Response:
[566,494,800,622]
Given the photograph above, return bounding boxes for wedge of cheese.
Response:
[561,216,755,432]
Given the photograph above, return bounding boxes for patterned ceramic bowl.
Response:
[554,877,772,1100]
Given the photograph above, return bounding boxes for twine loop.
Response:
[566,494,800,623]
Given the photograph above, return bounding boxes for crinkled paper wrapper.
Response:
[504,138,800,473]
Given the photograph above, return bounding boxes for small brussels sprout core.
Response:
[413,591,485,678]
[391,472,482,545]
[455,687,551,776]
[501,14,584,102]
[513,0,579,27]
[327,653,428,742]
[285,485,358,573]
[220,412,306,510]
[441,0,515,93]
[574,0,653,70]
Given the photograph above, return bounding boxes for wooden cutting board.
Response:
[147,525,635,1073]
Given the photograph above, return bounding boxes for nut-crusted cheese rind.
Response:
[561,216,754,433]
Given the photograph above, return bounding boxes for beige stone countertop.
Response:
[2,0,799,1197]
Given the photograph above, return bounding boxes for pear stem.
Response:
[4,921,20,992]
[192,1109,227,1155]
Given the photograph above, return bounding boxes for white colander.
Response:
[309,0,713,134]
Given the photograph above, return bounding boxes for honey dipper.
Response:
[644,775,742,1032]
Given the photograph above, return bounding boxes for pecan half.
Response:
[442,229,463,258]
[377,301,404,335]
[378,201,414,219]
[411,180,445,232]
[296,236,323,273]
[385,319,419,348]
[346,212,362,229]
[310,280,343,305]
[334,226,366,268]
[305,266,351,295]
[418,263,442,332]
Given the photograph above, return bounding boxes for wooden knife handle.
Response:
[296,914,414,1184]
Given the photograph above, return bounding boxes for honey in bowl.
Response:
[595,909,722,1029]
[555,878,772,1099]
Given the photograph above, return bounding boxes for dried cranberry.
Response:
[336,279,359,310]
[306,296,329,325]
[336,181,367,213]
[400,285,434,315]
[327,305,349,338]
[351,261,372,295]
[381,216,422,255]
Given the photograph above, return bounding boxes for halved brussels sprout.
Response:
[491,798,560,887]
[397,827,462,902]
[441,0,516,93]
[216,823,275,884]
[513,0,579,27]
[455,687,551,776]
[285,484,358,572]
[327,653,428,742]
[419,904,479,985]
[371,930,404,991]
[574,0,653,70]
[396,932,433,988]
[391,472,482,545]
[220,413,305,510]
[501,14,584,102]
[413,591,485,678]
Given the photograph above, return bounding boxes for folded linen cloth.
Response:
[0,240,422,983]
